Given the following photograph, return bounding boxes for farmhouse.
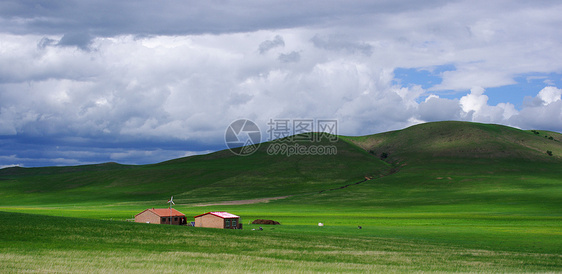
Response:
[194,212,242,229]
[135,208,187,225]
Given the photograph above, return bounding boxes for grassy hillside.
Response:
[342,121,562,163]
[1,121,560,214]
[328,121,562,222]
[0,133,389,206]
[1,121,561,272]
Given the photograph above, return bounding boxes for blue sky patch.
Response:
[485,73,562,109]
[393,64,456,89]
[394,66,562,110]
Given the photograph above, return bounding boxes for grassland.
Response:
[1,121,561,272]
[1,211,560,273]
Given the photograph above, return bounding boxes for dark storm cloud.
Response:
[278,51,301,63]
[0,0,453,37]
[311,34,373,55]
[57,32,93,50]
[259,35,285,54]
[0,133,221,167]
[37,37,57,49]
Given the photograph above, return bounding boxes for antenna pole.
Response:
[169,197,172,225]
[168,196,174,225]
[170,199,172,225]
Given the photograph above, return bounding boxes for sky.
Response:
[1,0,562,167]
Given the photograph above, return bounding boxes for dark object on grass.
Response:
[358,226,362,229]
[380,152,389,159]
[252,219,281,225]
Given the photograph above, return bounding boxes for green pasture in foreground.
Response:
[1,166,561,272]
[1,211,561,273]
[1,121,561,272]
[1,162,561,272]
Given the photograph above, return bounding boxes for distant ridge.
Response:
[1,121,561,206]
[342,121,562,163]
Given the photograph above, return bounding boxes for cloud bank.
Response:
[1,0,562,167]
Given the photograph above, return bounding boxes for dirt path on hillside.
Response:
[190,196,292,207]
[318,163,404,194]
[189,164,403,206]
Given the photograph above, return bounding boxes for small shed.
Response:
[135,208,187,225]
[194,212,242,229]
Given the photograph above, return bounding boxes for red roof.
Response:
[194,212,240,219]
[136,208,185,217]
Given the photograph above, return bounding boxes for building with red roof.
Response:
[194,212,242,229]
[135,208,187,225]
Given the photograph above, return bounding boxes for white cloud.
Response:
[418,95,463,122]
[537,86,562,105]
[1,1,562,166]
[417,88,520,125]
[460,86,488,113]
[510,100,562,132]
[496,103,518,120]
[416,87,559,132]
[0,164,21,169]
[509,88,562,132]
[433,69,517,91]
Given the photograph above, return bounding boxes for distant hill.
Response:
[0,132,388,205]
[342,121,562,163]
[1,121,561,206]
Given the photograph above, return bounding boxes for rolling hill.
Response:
[0,131,389,206]
[0,121,561,208]
[342,121,562,163]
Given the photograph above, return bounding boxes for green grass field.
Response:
[1,211,560,273]
[1,121,561,272]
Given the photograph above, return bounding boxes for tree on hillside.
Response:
[380,152,389,159]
